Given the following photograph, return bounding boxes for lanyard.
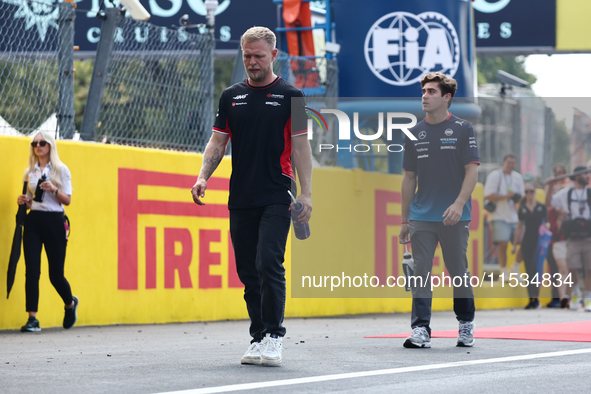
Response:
[503,172,512,192]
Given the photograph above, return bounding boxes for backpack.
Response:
[563,188,591,240]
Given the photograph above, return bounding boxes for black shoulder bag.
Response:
[484,170,501,213]
[563,188,591,240]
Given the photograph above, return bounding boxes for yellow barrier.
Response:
[0,136,542,330]
[556,0,591,51]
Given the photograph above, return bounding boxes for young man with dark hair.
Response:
[399,72,480,348]
[191,26,313,365]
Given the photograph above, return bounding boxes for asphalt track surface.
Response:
[2,308,591,394]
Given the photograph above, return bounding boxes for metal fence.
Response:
[0,0,68,136]
[91,17,215,151]
[0,2,338,155]
[474,95,551,184]
[473,97,521,184]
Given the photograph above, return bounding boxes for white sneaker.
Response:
[457,320,475,347]
[570,291,582,311]
[502,267,509,279]
[261,334,282,366]
[240,341,262,365]
[403,326,431,348]
[510,263,526,284]
[584,299,591,312]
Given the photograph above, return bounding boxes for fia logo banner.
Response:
[364,11,460,87]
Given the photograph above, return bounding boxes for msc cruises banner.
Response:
[0,0,277,53]
[473,0,556,50]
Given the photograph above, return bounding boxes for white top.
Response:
[25,162,72,212]
[551,186,591,220]
[483,169,525,223]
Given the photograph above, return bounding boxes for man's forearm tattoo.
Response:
[201,147,222,180]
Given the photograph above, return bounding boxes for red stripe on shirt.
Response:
[292,129,307,137]
[425,112,453,123]
[246,77,282,90]
[281,115,294,179]
[213,119,231,135]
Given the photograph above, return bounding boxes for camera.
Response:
[496,70,528,88]
[510,193,522,203]
[33,174,47,203]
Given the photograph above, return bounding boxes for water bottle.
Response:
[33,174,48,203]
[288,190,310,240]
[401,244,415,292]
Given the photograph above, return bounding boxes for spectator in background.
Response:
[551,166,591,311]
[17,131,78,332]
[512,182,547,309]
[483,154,525,278]
[544,163,571,308]
[523,173,534,183]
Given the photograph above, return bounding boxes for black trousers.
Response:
[23,211,73,312]
[522,236,540,298]
[409,221,475,335]
[545,244,560,299]
[229,204,291,342]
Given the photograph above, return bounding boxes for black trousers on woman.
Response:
[522,237,540,299]
[23,211,73,312]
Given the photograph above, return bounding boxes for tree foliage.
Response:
[477,56,537,86]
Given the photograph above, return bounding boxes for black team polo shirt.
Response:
[213,77,308,209]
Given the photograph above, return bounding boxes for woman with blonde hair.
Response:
[17,131,78,332]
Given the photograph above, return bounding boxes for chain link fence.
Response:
[92,18,215,151]
[0,0,66,136]
[0,1,337,154]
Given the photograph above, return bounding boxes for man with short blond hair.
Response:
[240,25,276,49]
[191,26,313,366]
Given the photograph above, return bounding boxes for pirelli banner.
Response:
[0,136,537,330]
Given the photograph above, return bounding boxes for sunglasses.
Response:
[31,140,48,148]
[525,190,535,194]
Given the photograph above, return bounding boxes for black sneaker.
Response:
[63,295,79,329]
[21,316,41,332]
[525,298,540,309]
[560,298,569,308]
[546,298,561,308]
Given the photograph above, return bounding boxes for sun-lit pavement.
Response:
[2,308,590,394]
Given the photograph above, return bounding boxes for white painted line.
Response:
[157,348,591,394]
